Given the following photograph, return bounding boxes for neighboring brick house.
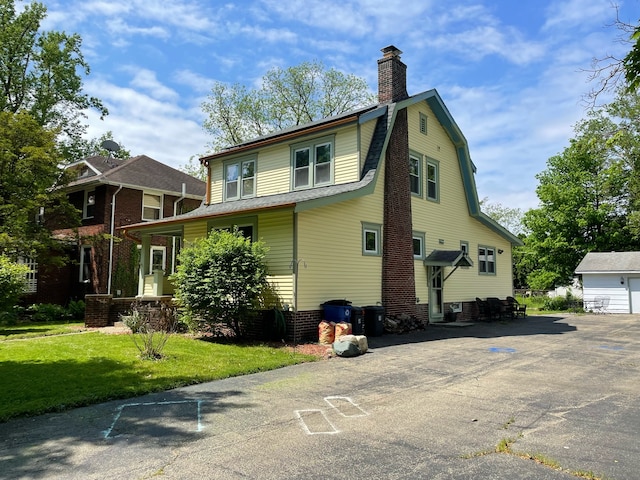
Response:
[23,155,205,305]
[125,46,522,340]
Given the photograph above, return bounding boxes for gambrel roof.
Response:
[125,90,522,246]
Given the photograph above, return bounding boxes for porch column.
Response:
[138,235,151,296]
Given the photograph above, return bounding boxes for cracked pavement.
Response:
[1,314,639,479]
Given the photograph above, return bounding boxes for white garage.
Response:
[575,252,640,314]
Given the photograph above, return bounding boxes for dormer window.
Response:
[78,166,90,178]
[291,136,334,190]
[224,158,255,201]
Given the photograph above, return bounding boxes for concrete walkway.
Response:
[1,313,639,479]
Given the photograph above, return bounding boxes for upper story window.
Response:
[292,136,334,190]
[419,113,428,135]
[409,153,422,196]
[83,190,95,219]
[225,158,255,201]
[478,246,496,275]
[143,193,162,221]
[426,159,439,202]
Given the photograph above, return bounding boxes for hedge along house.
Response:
[124,46,522,341]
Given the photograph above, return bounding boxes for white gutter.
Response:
[107,184,123,295]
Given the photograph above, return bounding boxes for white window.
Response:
[292,137,334,189]
[83,190,95,219]
[426,160,439,202]
[413,232,425,259]
[362,222,381,256]
[225,158,255,201]
[409,153,422,196]
[150,246,166,273]
[18,257,38,293]
[80,246,92,283]
[478,246,496,275]
[143,193,162,221]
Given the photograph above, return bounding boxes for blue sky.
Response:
[39,0,640,210]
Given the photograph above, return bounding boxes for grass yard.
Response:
[0,323,318,422]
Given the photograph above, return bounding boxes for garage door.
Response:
[629,278,640,313]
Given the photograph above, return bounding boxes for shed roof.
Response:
[575,252,640,274]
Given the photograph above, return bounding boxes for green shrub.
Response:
[27,303,68,322]
[66,300,85,319]
[170,229,269,337]
[0,256,29,314]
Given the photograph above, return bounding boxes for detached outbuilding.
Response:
[575,252,640,314]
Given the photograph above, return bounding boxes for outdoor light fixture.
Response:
[621,277,625,285]
[498,249,504,254]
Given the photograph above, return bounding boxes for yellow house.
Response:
[125,46,522,340]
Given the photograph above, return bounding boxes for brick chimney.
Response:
[378,45,408,104]
[379,46,417,318]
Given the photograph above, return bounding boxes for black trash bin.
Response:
[350,306,365,335]
[363,305,385,336]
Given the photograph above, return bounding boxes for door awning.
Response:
[424,250,473,268]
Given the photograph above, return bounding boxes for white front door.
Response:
[629,278,640,313]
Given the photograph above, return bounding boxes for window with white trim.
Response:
[83,190,95,219]
[224,158,255,201]
[150,246,166,273]
[413,232,425,259]
[409,153,422,196]
[362,222,381,256]
[426,159,439,202]
[142,193,162,221]
[478,246,496,275]
[292,136,334,189]
[18,257,38,293]
[80,246,92,283]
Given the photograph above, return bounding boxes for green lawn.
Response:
[0,323,317,422]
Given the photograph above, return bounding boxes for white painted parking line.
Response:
[103,400,204,438]
[294,409,339,435]
[324,396,369,417]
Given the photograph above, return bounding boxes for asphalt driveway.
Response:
[1,313,639,479]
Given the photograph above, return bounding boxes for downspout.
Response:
[172,183,186,273]
[107,184,123,295]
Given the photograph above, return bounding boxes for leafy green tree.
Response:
[202,61,375,151]
[179,155,207,181]
[479,197,525,236]
[0,255,29,317]
[60,131,131,164]
[170,229,269,337]
[0,111,79,260]
[0,0,107,159]
[521,107,636,289]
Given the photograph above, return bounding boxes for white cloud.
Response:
[543,0,617,31]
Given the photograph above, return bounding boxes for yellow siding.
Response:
[207,124,362,202]
[408,102,513,303]
[183,220,207,244]
[333,124,359,184]
[295,169,385,311]
[209,162,223,204]
[258,209,295,306]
